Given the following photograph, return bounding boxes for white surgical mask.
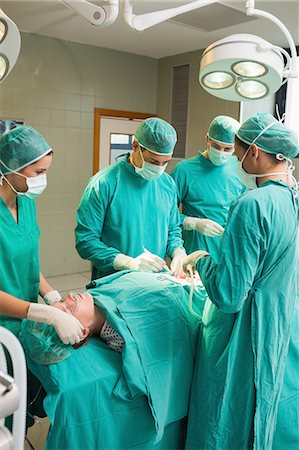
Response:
[0,163,47,198]
[237,147,288,190]
[133,148,167,180]
[209,147,234,166]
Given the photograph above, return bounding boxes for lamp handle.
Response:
[246,1,297,78]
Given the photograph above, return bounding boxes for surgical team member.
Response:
[0,126,84,345]
[75,117,186,279]
[182,113,299,450]
[171,115,246,261]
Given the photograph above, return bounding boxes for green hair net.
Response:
[208,115,240,145]
[0,125,52,175]
[135,117,177,155]
[19,320,73,365]
[236,113,299,158]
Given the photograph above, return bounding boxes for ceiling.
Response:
[1,0,299,59]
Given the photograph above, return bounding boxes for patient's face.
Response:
[54,292,95,329]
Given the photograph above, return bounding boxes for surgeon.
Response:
[171,115,246,261]
[75,117,186,279]
[182,113,299,449]
[0,125,84,345]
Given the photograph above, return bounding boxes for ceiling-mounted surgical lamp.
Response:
[0,9,21,83]
[123,0,217,31]
[199,0,298,101]
[60,0,119,27]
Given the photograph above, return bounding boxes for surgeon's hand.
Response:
[113,252,165,273]
[184,217,224,237]
[182,250,209,275]
[27,303,84,345]
[170,247,187,277]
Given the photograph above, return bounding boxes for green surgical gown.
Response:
[171,152,246,261]
[0,196,40,336]
[185,180,299,450]
[75,156,183,279]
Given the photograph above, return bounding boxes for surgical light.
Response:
[199,33,285,101]
[0,9,21,83]
[199,0,298,101]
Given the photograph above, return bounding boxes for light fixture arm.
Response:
[245,0,297,78]
[60,0,119,27]
[123,0,217,32]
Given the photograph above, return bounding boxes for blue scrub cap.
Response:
[19,320,73,365]
[236,113,299,158]
[208,115,240,145]
[135,117,177,155]
[0,125,52,175]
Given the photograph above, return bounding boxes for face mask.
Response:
[237,147,288,190]
[1,171,47,198]
[209,147,234,166]
[134,148,167,180]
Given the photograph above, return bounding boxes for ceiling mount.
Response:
[60,0,119,27]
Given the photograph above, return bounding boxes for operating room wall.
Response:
[0,32,158,277]
[157,49,240,173]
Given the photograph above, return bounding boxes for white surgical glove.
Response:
[43,290,62,305]
[182,250,209,275]
[170,247,187,277]
[27,303,84,345]
[113,252,165,273]
[184,217,224,237]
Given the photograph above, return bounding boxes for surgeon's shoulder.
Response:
[230,189,264,220]
[87,160,124,189]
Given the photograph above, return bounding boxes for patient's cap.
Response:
[20,320,73,365]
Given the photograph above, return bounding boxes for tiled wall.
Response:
[0,33,158,276]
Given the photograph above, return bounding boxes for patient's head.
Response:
[54,291,105,340]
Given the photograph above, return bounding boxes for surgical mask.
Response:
[0,160,47,198]
[209,147,234,166]
[237,147,288,190]
[133,148,167,180]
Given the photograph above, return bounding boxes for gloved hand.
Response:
[170,247,187,277]
[182,250,209,275]
[183,217,224,237]
[43,290,62,305]
[27,303,84,345]
[113,252,165,273]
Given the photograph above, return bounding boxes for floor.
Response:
[24,271,91,450]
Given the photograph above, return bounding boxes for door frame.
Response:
[93,108,155,174]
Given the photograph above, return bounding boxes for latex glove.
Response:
[43,290,62,305]
[184,217,224,237]
[113,252,165,273]
[182,250,209,275]
[27,303,84,345]
[170,247,187,277]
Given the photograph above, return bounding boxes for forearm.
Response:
[0,290,30,319]
[39,272,55,297]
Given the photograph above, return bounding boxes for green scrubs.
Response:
[75,156,183,279]
[0,196,40,335]
[171,153,245,261]
[186,180,298,449]
[0,195,44,427]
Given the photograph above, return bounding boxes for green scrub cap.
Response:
[236,113,299,158]
[19,320,73,365]
[208,115,240,145]
[0,125,52,175]
[135,117,177,155]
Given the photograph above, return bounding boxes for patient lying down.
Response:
[20,292,125,365]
